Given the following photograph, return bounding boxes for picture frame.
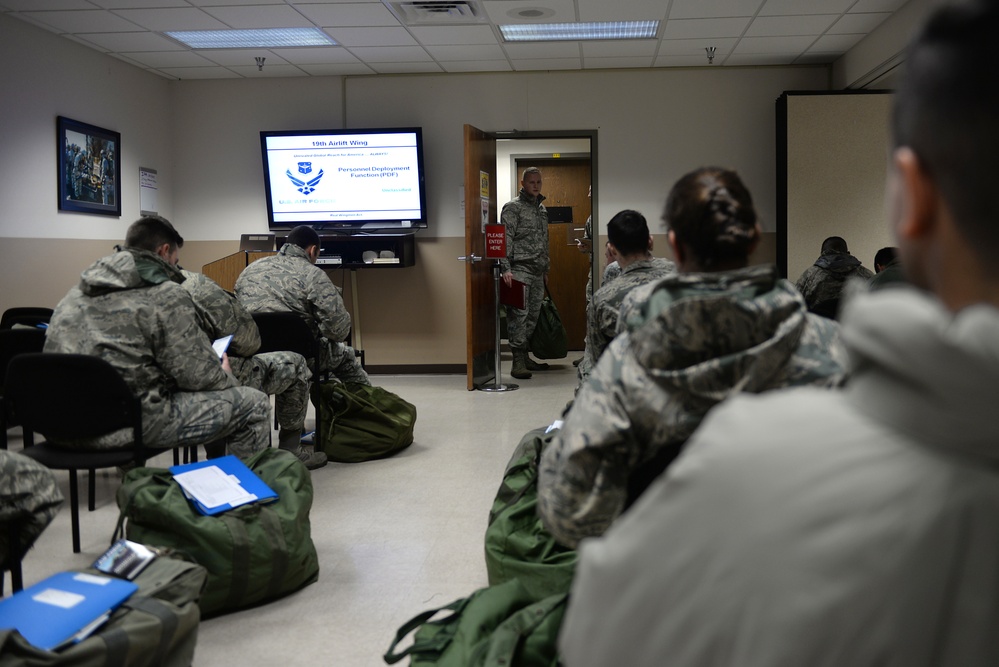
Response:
[57,116,121,217]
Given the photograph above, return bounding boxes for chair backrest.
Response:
[0,329,46,393]
[252,312,319,362]
[5,353,144,449]
[0,307,53,331]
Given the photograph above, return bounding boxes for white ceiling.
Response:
[0,0,910,80]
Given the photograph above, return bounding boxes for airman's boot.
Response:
[525,356,549,371]
[511,349,532,379]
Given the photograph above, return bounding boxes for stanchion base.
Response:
[478,383,519,392]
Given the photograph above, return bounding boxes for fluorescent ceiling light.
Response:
[499,21,659,42]
[166,28,337,49]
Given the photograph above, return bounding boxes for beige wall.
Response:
[2,11,851,368]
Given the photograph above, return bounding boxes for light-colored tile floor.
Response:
[8,354,580,666]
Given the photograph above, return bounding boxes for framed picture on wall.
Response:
[57,116,121,217]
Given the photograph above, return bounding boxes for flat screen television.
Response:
[260,127,427,233]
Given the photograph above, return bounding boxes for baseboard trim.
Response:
[366,364,466,375]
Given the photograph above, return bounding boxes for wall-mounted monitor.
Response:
[260,127,427,234]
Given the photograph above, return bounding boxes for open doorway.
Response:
[496,134,596,351]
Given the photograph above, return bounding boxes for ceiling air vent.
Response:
[391,1,486,25]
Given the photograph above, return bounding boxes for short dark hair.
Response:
[821,236,848,254]
[892,0,999,260]
[287,225,320,250]
[874,246,898,268]
[663,167,757,270]
[125,216,184,253]
[606,210,650,257]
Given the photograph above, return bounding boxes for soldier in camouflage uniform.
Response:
[235,225,370,387]
[538,167,848,548]
[45,216,271,459]
[576,210,675,390]
[500,167,550,380]
[180,270,327,470]
[794,236,874,317]
[0,450,63,572]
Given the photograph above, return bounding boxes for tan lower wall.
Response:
[2,233,776,368]
[2,236,468,367]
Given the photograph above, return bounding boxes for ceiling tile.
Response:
[270,46,361,64]
[325,26,417,46]
[583,56,653,69]
[78,31,186,51]
[808,33,863,51]
[758,0,853,16]
[92,0,189,7]
[663,17,751,39]
[510,57,580,71]
[733,35,815,54]
[425,44,505,61]
[850,0,907,11]
[408,25,498,46]
[226,64,307,77]
[1,0,94,9]
[725,52,796,65]
[294,2,400,27]
[14,9,144,32]
[369,61,444,73]
[745,14,837,36]
[122,49,220,67]
[657,37,737,56]
[668,0,764,20]
[347,45,432,61]
[188,0,281,5]
[159,66,239,79]
[112,7,229,31]
[296,62,377,76]
[581,39,656,57]
[828,12,890,34]
[200,5,314,29]
[441,60,512,72]
[502,41,580,59]
[576,0,668,22]
[654,54,715,67]
[481,0,576,25]
[196,49,290,66]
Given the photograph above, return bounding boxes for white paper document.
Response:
[172,465,259,509]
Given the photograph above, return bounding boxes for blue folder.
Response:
[169,454,278,516]
[0,571,138,651]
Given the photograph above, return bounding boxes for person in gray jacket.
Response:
[538,167,847,549]
[559,3,999,665]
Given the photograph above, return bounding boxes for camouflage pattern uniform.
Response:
[235,243,370,386]
[578,257,676,387]
[0,450,63,568]
[795,250,874,311]
[574,260,624,385]
[499,189,550,349]
[180,270,311,434]
[45,248,270,459]
[538,264,848,547]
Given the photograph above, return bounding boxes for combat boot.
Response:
[525,356,549,371]
[511,349,532,379]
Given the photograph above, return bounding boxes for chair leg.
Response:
[88,468,96,511]
[69,469,81,553]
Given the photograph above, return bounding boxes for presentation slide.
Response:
[264,132,422,223]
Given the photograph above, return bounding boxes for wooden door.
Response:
[514,158,591,350]
[463,125,498,390]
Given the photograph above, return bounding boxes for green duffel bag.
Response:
[383,578,566,667]
[0,550,207,667]
[485,428,577,602]
[528,289,568,360]
[317,382,417,463]
[114,448,319,618]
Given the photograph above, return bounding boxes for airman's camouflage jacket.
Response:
[499,189,549,277]
[235,243,351,344]
[538,264,848,547]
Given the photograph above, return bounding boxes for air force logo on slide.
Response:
[286,162,324,195]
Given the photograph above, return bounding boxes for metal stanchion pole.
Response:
[479,262,518,392]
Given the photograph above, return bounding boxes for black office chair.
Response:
[5,353,152,553]
[251,312,324,439]
[0,307,53,331]
[0,328,46,450]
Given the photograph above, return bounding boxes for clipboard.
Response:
[169,455,278,516]
[0,572,138,650]
[500,277,528,309]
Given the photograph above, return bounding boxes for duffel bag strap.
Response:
[101,596,181,667]
[383,597,472,664]
[482,593,568,667]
